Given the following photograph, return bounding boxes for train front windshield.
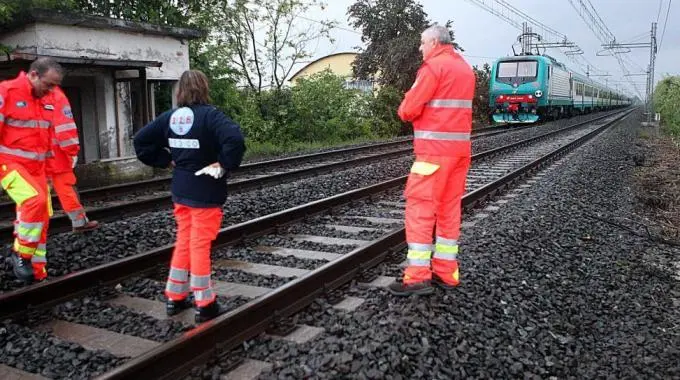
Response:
[497,61,538,79]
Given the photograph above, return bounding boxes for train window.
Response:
[496,61,538,78]
[497,62,518,78]
[517,61,538,77]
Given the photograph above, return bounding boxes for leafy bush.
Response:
[654,76,680,136]
[211,69,388,147]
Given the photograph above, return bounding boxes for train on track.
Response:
[488,54,632,123]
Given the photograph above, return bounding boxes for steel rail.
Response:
[0,110,626,240]
[96,108,635,380]
[0,108,631,320]
[0,122,525,217]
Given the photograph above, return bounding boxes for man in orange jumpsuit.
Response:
[388,25,475,296]
[1,58,70,283]
[46,87,99,233]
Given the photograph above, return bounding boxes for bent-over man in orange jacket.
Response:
[389,25,476,296]
[0,58,67,283]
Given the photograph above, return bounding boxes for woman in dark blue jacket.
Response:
[134,70,245,323]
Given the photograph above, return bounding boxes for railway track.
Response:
[0,109,633,379]
[0,111,624,240]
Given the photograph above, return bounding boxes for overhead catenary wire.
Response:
[658,0,672,51]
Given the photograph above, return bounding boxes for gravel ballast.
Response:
[218,111,680,379]
[0,321,124,379]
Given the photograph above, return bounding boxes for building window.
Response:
[344,79,374,93]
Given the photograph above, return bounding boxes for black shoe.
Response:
[8,253,34,284]
[195,301,226,324]
[166,298,193,316]
[432,274,458,289]
[387,279,434,296]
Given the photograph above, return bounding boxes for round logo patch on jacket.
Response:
[63,106,73,119]
[169,107,195,136]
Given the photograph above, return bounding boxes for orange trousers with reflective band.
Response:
[1,162,51,280]
[165,204,222,307]
[50,171,87,227]
[403,155,470,285]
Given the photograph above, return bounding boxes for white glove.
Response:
[195,164,225,179]
[71,156,78,168]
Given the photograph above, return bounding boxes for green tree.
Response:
[368,86,406,136]
[290,69,371,142]
[473,63,491,127]
[654,76,680,136]
[212,0,335,95]
[0,0,77,26]
[0,0,208,27]
[348,0,461,93]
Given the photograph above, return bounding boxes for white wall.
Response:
[1,22,190,80]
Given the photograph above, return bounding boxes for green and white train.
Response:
[489,54,632,123]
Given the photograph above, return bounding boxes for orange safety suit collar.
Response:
[423,44,457,62]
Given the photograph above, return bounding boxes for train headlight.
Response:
[534,90,543,98]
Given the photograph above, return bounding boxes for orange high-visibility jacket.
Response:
[0,72,59,172]
[46,87,80,174]
[398,45,476,157]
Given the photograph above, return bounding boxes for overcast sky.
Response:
[298,0,677,99]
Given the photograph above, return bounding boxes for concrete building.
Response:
[0,9,203,185]
[289,52,374,93]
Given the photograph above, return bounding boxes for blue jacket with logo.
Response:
[133,104,246,207]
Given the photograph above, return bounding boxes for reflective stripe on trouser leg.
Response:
[166,204,192,301]
[188,206,222,307]
[33,213,49,280]
[432,236,460,286]
[190,274,215,306]
[15,221,43,243]
[31,243,48,280]
[166,280,190,297]
[1,164,48,260]
[66,209,88,227]
[193,288,215,306]
[165,266,190,300]
[403,243,433,284]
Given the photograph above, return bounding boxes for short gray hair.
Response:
[422,25,452,44]
[29,57,64,77]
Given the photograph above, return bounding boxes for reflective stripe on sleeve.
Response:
[426,99,473,108]
[5,118,50,129]
[58,138,79,148]
[413,131,471,141]
[55,122,77,133]
[0,145,47,160]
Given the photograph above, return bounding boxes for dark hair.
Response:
[176,70,211,107]
[29,57,64,77]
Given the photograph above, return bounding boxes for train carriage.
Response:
[489,54,631,123]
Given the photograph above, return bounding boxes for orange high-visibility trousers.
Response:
[403,155,470,285]
[165,204,222,307]
[50,171,88,227]
[1,162,51,280]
